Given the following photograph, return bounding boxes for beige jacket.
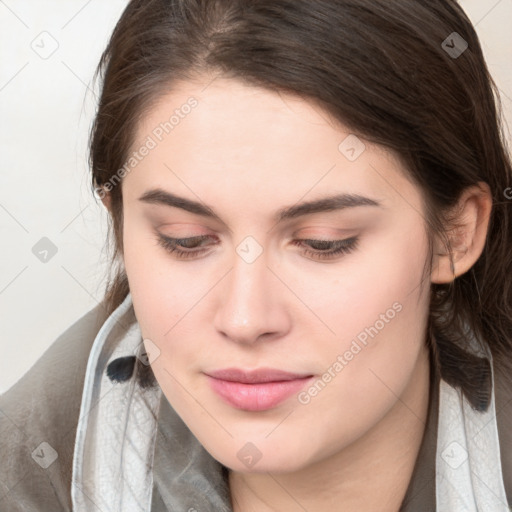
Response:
[1,295,511,511]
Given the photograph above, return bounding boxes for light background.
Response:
[0,0,511,394]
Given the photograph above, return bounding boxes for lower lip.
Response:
[206,375,314,411]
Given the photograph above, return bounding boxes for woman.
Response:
[1,0,511,510]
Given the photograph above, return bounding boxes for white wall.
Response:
[0,1,128,394]
[0,0,511,394]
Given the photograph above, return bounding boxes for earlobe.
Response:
[431,182,492,284]
[100,191,112,212]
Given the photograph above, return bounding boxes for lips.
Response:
[205,367,313,384]
[205,367,314,411]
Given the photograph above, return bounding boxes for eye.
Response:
[291,236,359,261]
[155,233,359,261]
[156,234,214,259]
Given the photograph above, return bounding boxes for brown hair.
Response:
[90,0,512,411]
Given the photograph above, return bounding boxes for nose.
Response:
[213,246,290,346]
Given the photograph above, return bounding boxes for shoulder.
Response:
[493,360,512,506]
[0,300,110,511]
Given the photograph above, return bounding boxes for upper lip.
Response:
[205,367,313,384]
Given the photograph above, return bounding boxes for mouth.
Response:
[204,368,314,411]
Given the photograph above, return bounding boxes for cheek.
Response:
[296,225,430,415]
[289,223,429,351]
[122,212,215,396]
[318,227,430,400]
[122,211,186,342]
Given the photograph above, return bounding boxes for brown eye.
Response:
[156,234,214,259]
[156,233,359,261]
[291,236,359,261]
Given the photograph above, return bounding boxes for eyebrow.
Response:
[138,188,383,224]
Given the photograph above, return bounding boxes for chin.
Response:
[214,445,309,475]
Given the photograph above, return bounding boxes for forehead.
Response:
[124,77,420,216]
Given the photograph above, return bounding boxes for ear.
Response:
[96,187,112,212]
[431,182,492,283]
[101,192,110,211]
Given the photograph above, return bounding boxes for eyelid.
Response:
[155,232,359,262]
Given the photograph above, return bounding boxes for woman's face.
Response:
[121,76,432,473]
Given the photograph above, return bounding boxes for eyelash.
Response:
[155,234,359,261]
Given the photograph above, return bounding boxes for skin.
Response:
[102,75,492,511]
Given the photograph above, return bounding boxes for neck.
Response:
[228,344,432,512]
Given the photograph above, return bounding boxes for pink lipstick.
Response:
[205,367,314,411]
